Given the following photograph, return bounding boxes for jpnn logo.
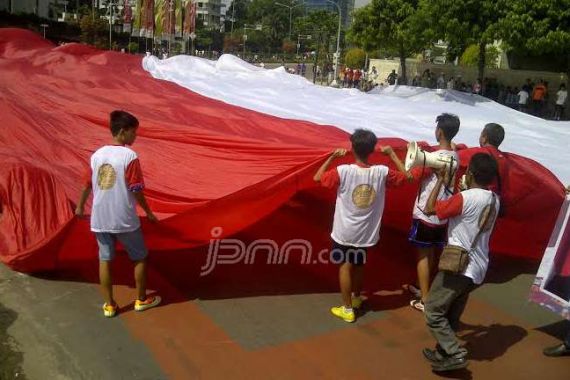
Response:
[200,227,367,276]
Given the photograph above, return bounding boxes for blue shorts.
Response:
[95,228,148,262]
[408,219,447,248]
[330,241,367,266]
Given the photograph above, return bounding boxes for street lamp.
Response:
[40,23,49,39]
[167,0,174,56]
[296,33,311,56]
[242,24,262,60]
[101,0,123,50]
[321,0,342,87]
[275,1,303,41]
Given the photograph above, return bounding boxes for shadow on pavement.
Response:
[0,299,26,379]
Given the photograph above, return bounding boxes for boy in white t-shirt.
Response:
[75,110,161,318]
[314,129,407,322]
[517,88,529,112]
[421,153,500,372]
[382,113,460,312]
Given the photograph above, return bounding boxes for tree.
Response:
[225,0,250,34]
[459,44,500,68]
[79,11,107,49]
[349,0,424,83]
[496,0,570,78]
[418,0,505,83]
[345,48,366,68]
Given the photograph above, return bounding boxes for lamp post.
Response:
[40,23,49,39]
[275,1,302,41]
[296,33,311,56]
[321,0,342,87]
[242,24,262,60]
[102,0,123,50]
[168,0,174,56]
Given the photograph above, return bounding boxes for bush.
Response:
[344,48,366,69]
[282,39,295,54]
[460,44,500,68]
[127,42,139,54]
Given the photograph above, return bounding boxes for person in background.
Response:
[387,69,398,86]
[554,83,567,120]
[531,79,547,116]
[518,86,530,113]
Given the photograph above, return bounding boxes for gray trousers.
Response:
[425,271,475,358]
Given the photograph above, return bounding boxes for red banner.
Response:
[183,1,196,36]
[123,0,133,23]
[163,0,176,36]
[140,0,155,38]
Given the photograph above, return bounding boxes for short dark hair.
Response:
[435,113,460,141]
[482,123,505,148]
[110,110,139,136]
[350,129,377,160]
[468,153,498,186]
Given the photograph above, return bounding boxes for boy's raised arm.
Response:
[380,145,413,181]
[314,148,347,182]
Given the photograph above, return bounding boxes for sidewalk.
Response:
[0,256,568,380]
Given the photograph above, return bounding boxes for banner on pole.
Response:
[140,0,155,38]
[183,0,196,39]
[529,195,570,320]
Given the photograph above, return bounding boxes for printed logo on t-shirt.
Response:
[97,164,117,190]
[478,201,497,231]
[352,184,376,209]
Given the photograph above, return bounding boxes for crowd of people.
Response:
[400,69,568,120]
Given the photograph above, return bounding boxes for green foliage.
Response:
[459,44,500,68]
[79,12,108,49]
[349,0,425,80]
[345,48,366,68]
[226,0,250,32]
[293,10,338,52]
[127,42,139,54]
[417,0,506,80]
[348,0,423,54]
[496,0,570,56]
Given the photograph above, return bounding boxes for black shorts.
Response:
[331,241,367,265]
[408,219,447,248]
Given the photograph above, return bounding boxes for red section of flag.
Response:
[0,29,566,276]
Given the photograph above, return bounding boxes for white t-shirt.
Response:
[412,149,459,226]
[436,188,500,284]
[518,90,529,105]
[88,145,145,233]
[321,164,405,247]
[556,90,567,105]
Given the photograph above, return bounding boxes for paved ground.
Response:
[1,251,569,380]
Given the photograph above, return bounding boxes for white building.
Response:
[197,0,224,29]
[0,0,51,18]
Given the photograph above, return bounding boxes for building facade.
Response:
[196,0,223,29]
[0,0,52,19]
